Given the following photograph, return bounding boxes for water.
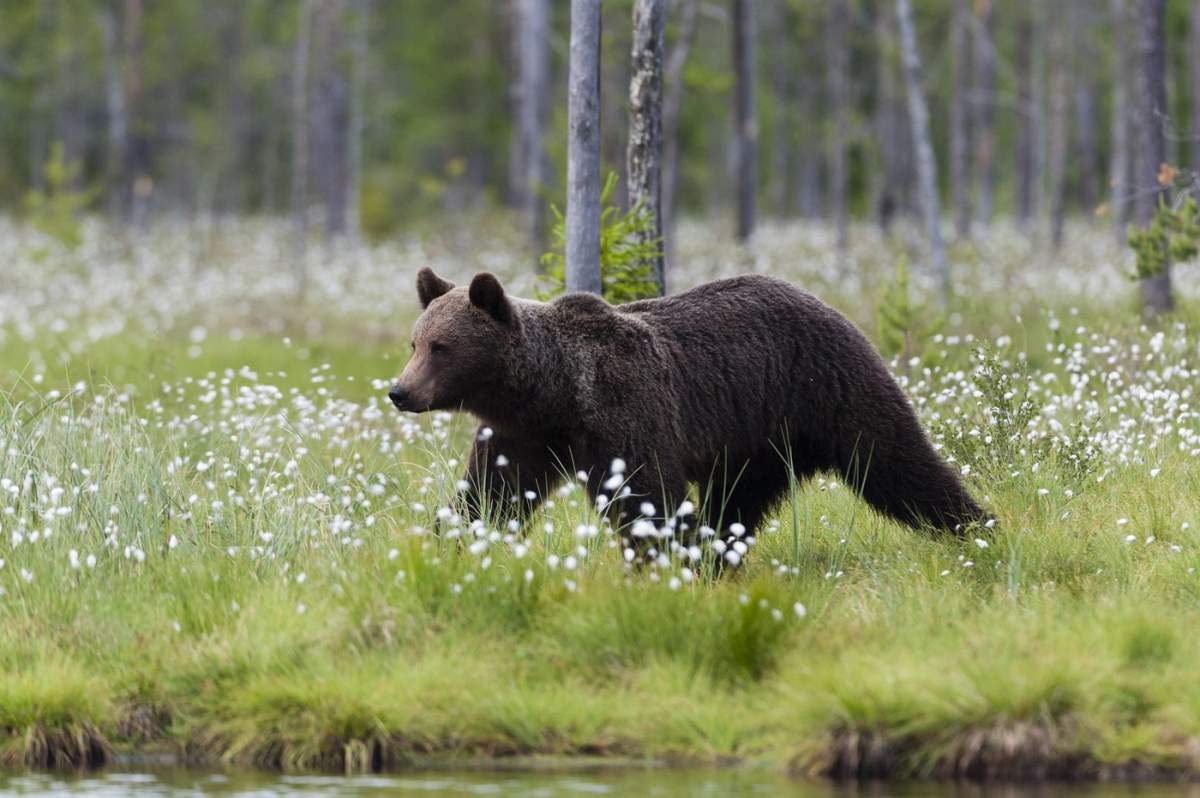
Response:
[2,769,1200,798]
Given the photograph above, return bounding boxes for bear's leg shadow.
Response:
[587,451,689,562]
[459,426,563,527]
[696,453,800,567]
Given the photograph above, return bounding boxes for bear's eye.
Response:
[409,341,415,352]
[430,341,448,354]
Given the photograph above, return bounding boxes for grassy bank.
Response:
[2,219,1200,780]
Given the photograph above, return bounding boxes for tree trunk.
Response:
[1015,3,1044,234]
[895,0,949,301]
[731,0,756,242]
[627,0,666,294]
[950,0,971,240]
[1109,0,1131,241]
[164,42,198,217]
[291,0,313,285]
[602,23,631,212]
[795,60,824,219]
[98,5,127,218]
[312,0,349,238]
[1191,0,1200,173]
[123,0,151,227]
[1133,0,1173,315]
[514,0,551,252]
[1074,81,1099,213]
[767,0,791,215]
[661,0,697,269]
[217,6,250,214]
[264,69,287,213]
[347,0,370,243]
[827,0,849,254]
[55,31,86,191]
[1030,1,1047,239]
[1047,9,1070,250]
[28,3,53,196]
[972,0,995,227]
[566,0,603,294]
[873,3,906,232]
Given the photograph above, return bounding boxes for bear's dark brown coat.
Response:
[390,268,983,545]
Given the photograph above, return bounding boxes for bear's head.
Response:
[388,267,515,413]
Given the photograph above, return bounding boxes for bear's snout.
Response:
[388,385,411,411]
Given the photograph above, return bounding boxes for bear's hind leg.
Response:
[697,455,796,568]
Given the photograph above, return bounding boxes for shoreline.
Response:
[10,720,1200,784]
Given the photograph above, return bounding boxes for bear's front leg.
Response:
[458,425,562,528]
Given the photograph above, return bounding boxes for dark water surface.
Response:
[1,770,1199,797]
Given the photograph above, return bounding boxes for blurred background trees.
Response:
[2,0,1198,296]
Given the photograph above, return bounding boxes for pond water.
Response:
[2,769,1200,798]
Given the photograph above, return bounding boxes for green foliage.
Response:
[22,143,95,251]
[538,173,661,304]
[358,174,395,243]
[1127,193,1200,281]
[875,256,943,365]
[8,280,1200,775]
[935,347,1099,486]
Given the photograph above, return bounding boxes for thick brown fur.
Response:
[390,268,985,551]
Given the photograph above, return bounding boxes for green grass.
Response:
[2,220,1200,779]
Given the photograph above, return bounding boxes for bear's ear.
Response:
[468,272,513,325]
[416,267,455,308]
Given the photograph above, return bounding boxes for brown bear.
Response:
[389,267,983,552]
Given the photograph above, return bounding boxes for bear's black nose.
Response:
[388,386,409,410]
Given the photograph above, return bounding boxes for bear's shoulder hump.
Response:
[551,292,614,316]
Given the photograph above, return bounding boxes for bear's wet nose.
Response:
[388,386,410,410]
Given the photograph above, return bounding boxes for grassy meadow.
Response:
[2,217,1200,780]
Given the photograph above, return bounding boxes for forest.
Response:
[4,1,1198,250]
[3,1,1200,795]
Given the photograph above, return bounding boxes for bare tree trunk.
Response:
[1066,2,1099,216]
[163,46,197,217]
[124,0,151,227]
[972,0,995,227]
[347,0,369,243]
[767,0,791,215]
[566,0,602,294]
[1133,0,1173,315]
[731,0,756,242]
[627,0,666,294]
[508,5,525,209]
[98,5,127,219]
[1075,82,1099,212]
[264,68,287,213]
[28,3,53,196]
[55,32,86,191]
[513,0,551,252]
[312,0,349,238]
[602,23,631,212]
[1191,0,1200,173]
[827,0,849,254]
[1029,1,1047,239]
[291,0,313,287]
[1110,0,1131,241]
[1047,9,1071,250]
[873,3,905,232]
[895,0,949,301]
[210,6,249,215]
[795,68,824,219]
[662,0,697,269]
[950,0,971,240]
[1015,3,1044,235]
